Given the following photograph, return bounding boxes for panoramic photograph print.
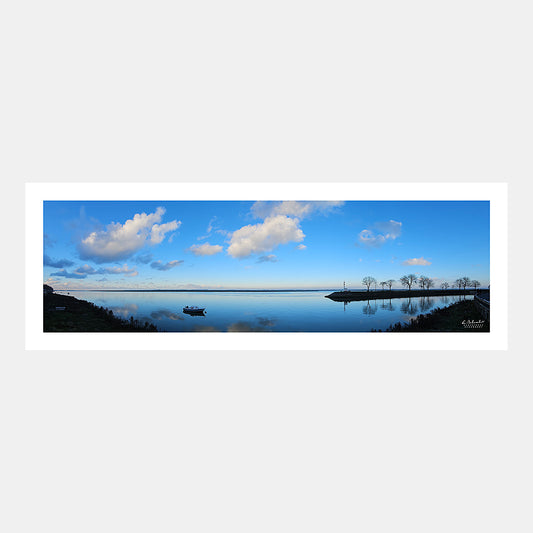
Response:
[43,199,490,333]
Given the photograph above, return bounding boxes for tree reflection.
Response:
[362,299,377,315]
[380,299,395,312]
[400,298,418,315]
[419,297,434,312]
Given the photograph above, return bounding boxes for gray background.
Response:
[3,1,531,532]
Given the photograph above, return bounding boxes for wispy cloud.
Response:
[402,257,431,266]
[357,220,402,248]
[133,253,154,264]
[98,264,139,276]
[296,244,306,250]
[197,216,219,240]
[256,254,278,263]
[78,207,180,263]
[150,260,184,271]
[251,201,344,220]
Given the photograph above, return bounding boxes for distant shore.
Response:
[326,288,482,302]
[57,289,330,293]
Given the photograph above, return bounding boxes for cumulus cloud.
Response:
[256,254,278,263]
[150,220,180,244]
[251,201,344,220]
[188,243,223,256]
[357,220,402,248]
[44,254,75,268]
[402,257,432,266]
[227,215,305,259]
[78,207,180,263]
[150,260,184,271]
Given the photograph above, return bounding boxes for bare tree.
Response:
[400,274,418,292]
[386,279,395,291]
[455,277,471,293]
[441,281,449,289]
[471,280,480,293]
[418,276,429,290]
[380,281,387,291]
[362,276,377,292]
[426,278,435,290]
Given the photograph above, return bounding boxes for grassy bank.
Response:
[44,293,158,332]
[375,300,490,332]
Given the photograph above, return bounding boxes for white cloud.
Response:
[296,244,306,250]
[78,207,180,263]
[150,220,180,244]
[251,201,344,220]
[402,257,432,266]
[227,215,305,258]
[357,220,402,247]
[358,229,386,247]
[188,243,223,256]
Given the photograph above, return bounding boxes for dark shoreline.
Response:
[375,299,490,332]
[44,293,158,332]
[326,288,481,302]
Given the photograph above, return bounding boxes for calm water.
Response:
[56,290,474,332]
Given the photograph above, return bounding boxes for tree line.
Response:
[360,275,481,292]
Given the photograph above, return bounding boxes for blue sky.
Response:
[43,200,490,290]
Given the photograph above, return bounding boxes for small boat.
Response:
[183,306,206,315]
